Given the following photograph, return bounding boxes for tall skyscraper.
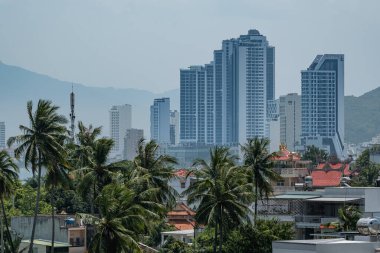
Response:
[0,122,5,149]
[180,65,215,144]
[301,54,345,158]
[124,128,144,160]
[170,110,179,145]
[150,98,170,144]
[109,104,132,156]
[180,29,275,146]
[280,93,301,151]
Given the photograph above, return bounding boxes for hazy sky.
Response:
[1,0,379,96]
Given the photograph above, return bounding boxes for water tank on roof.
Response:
[304,176,313,188]
[357,218,380,235]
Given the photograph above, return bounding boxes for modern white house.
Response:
[260,187,380,239]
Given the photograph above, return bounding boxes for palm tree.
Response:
[241,137,280,223]
[78,183,164,253]
[184,147,254,253]
[76,138,126,214]
[128,139,178,209]
[0,150,19,253]
[7,99,68,253]
[45,158,72,253]
[302,145,328,165]
[69,122,102,168]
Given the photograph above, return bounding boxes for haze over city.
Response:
[1,0,380,96]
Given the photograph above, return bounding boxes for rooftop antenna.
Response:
[70,84,76,142]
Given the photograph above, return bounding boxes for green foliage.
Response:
[241,137,280,221]
[338,205,361,231]
[351,148,380,186]
[302,145,329,165]
[160,236,193,253]
[224,219,294,253]
[6,182,52,216]
[144,221,177,247]
[78,183,165,253]
[185,146,254,253]
[195,220,294,253]
[45,187,90,214]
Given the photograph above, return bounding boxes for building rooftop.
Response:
[21,239,71,248]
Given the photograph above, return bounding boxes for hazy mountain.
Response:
[1,61,379,144]
[345,87,380,144]
[0,61,179,139]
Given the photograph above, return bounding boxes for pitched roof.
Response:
[311,162,351,187]
[311,170,342,187]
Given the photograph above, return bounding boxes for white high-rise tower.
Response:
[109,104,132,156]
[301,54,345,158]
[150,98,170,144]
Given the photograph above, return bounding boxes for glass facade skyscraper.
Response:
[301,54,345,158]
[180,29,275,146]
[150,97,170,144]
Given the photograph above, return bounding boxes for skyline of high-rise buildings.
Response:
[180,29,275,146]
[301,54,345,158]
[109,104,132,156]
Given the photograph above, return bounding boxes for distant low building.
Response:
[271,145,310,194]
[11,215,87,253]
[167,202,196,231]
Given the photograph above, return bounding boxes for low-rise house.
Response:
[167,202,196,230]
[11,215,87,253]
[272,145,310,194]
[160,230,194,246]
[273,238,380,253]
[260,187,380,239]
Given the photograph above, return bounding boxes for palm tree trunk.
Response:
[91,181,96,215]
[51,186,55,253]
[0,197,14,253]
[28,161,42,253]
[213,222,218,253]
[254,172,258,224]
[218,206,223,253]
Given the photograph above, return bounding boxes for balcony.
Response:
[295,215,337,228]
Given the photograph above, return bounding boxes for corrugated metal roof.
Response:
[270,194,320,200]
[306,197,362,202]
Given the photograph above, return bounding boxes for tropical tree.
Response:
[302,145,328,165]
[184,146,254,253]
[338,205,361,231]
[128,139,178,209]
[76,138,126,214]
[78,183,164,253]
[45,158,72,253]
[0,150,19,253]
[69,121,102,168]
[241,137,280,223]
[7,99,68,253]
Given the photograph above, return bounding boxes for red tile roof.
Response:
[311,163,351,187]
[174,169,194,178]
[311,170,342,187]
